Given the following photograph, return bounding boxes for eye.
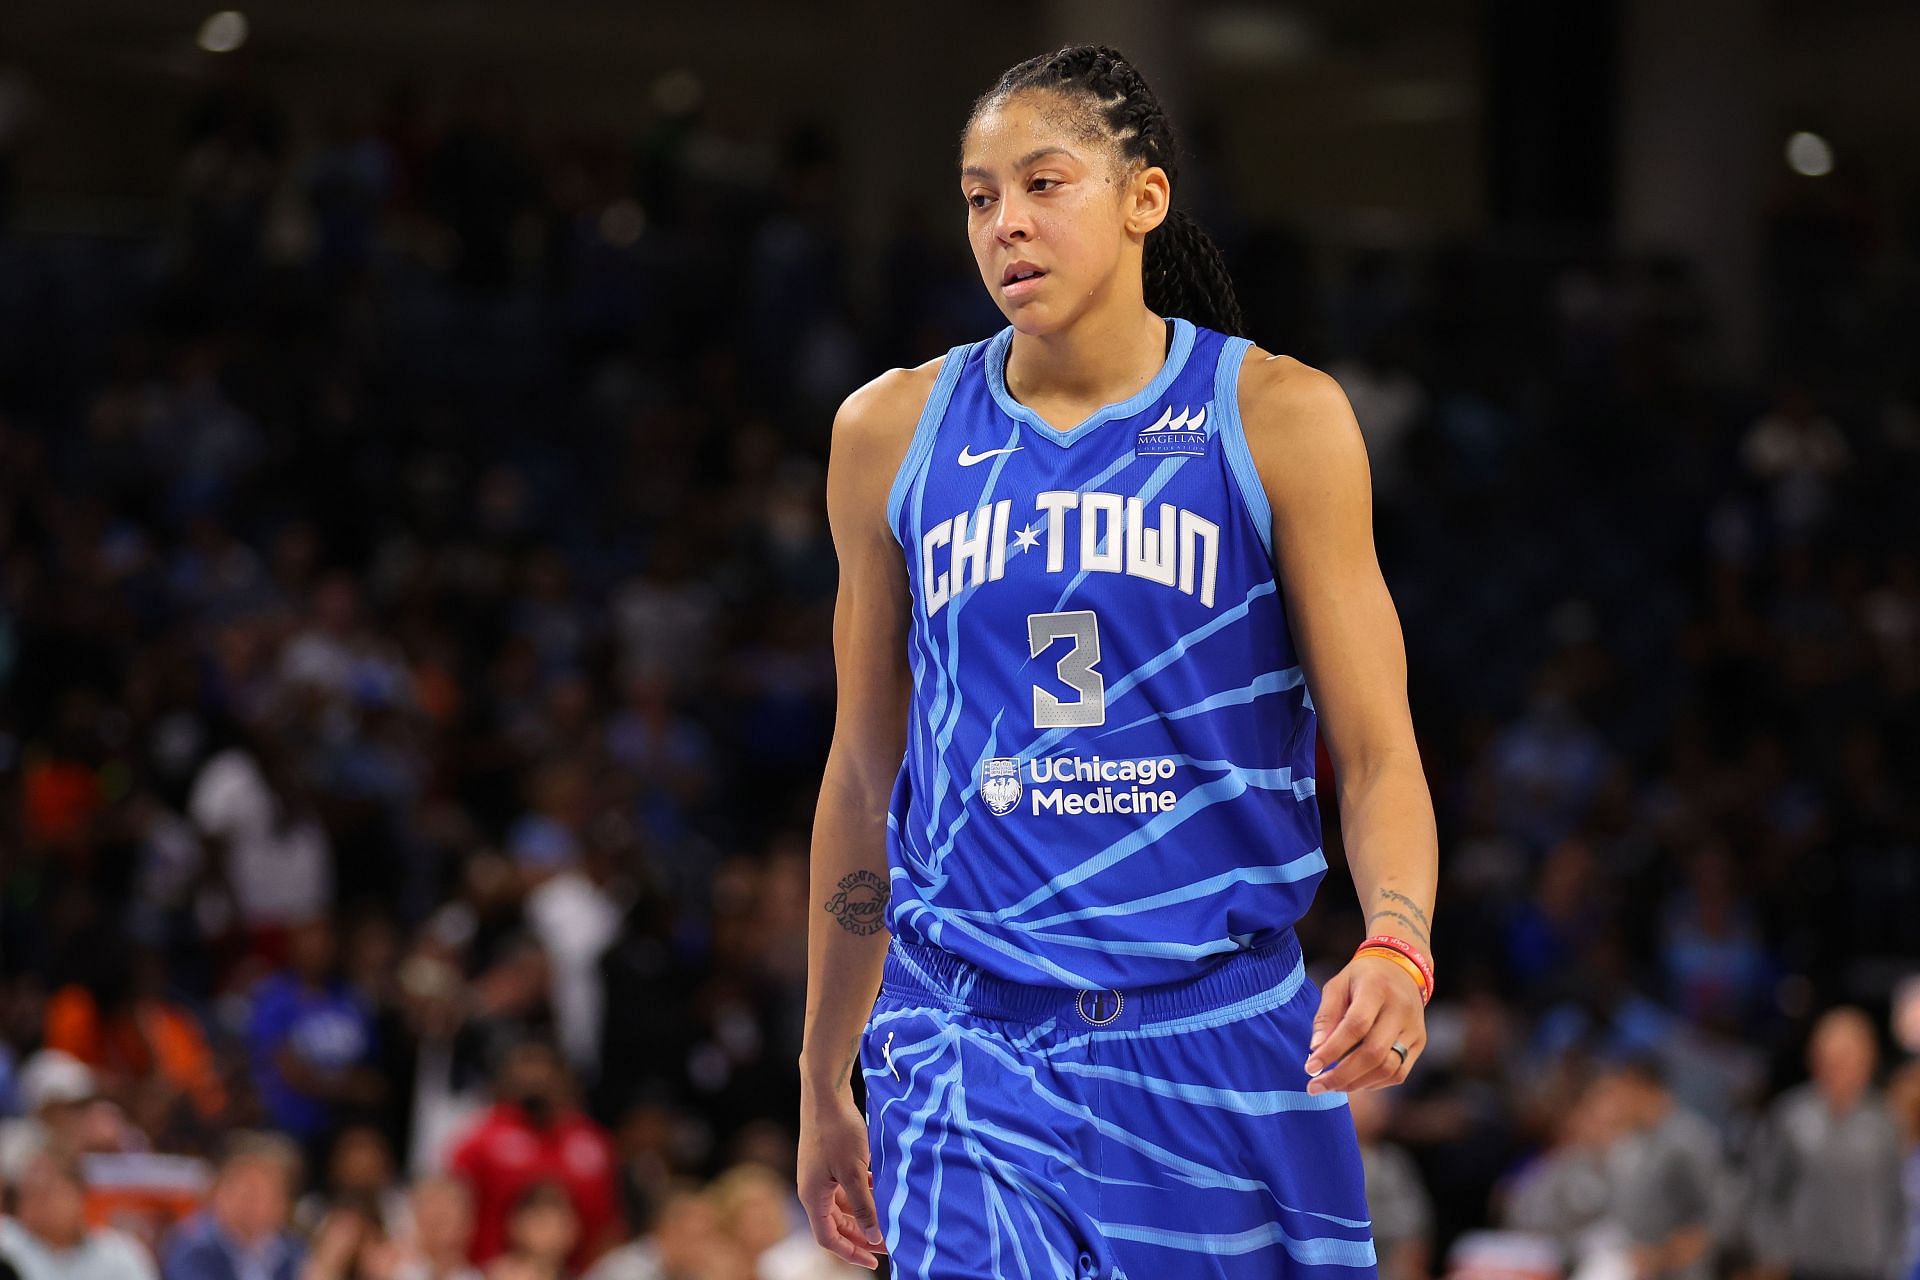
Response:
[1030,177,1059,192]
[967,192,995,210]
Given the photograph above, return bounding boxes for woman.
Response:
[797,45,1438,1279]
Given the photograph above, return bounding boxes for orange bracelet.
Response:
[1356,933,1435,1003]
[1357,946,1428,999]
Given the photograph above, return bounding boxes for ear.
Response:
[1123,164,1172,237]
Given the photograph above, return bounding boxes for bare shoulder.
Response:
[827,352,947,534]
[1230,347,1369,493]
[831,354,945,471]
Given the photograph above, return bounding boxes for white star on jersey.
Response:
[1012,522,1041,553]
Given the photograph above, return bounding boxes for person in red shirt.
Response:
[445,1038,620,1271]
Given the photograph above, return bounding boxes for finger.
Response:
[1343,1036,1412,1093]
[1381,1032,1424,1088]
[815,1207,880,1270]
[1307,972,1349,1056]
[828,1207,883,1268]
[836,1167,888,1251]
[1314,1013,1405,1094]
[1305,982,1382,1079]
[1340,1019,1420,1093]
[806,1181,879,1269]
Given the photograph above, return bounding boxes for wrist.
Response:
[798,1054,854,1099]
[1355,948,1426,996]
[1354,934,1434,1004]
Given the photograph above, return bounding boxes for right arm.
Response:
[796,360,934,1270]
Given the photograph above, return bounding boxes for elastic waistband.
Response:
[879,930,1305,1032]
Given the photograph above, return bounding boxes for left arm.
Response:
[1237,352,1438,1094]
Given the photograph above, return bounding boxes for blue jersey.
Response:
[883,316,1328,992]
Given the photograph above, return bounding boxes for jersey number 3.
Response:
[1027,610,1106,728]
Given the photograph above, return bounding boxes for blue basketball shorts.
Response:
[858,930,1379,1279]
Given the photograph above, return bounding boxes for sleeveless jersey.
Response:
[881,316,1328,991]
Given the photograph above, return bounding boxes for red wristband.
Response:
[1355,934,1433,1005]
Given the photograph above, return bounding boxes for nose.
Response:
[993,190,1034,242]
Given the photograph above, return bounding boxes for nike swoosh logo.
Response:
[958,444,1023,467]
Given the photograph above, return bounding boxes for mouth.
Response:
[1001,263,1047,288]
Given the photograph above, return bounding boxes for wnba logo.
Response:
[980,758,1023,816]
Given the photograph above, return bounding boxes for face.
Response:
[960,93,1168,334]
[1810,1013,1876,1098]
[16,1153,88,1244]
[212,1155,293,1241]
[499,1045,566,1111]
[410,1178,475,1258]
[507,1192,578,1263]
[329,1128,392,1193]
[655,1192,722,1271]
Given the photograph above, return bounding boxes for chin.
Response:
[1000,299,1075,338]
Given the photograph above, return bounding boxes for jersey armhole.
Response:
[886,340,973,548]
[1212,336,1274,561]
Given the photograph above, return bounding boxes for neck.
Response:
[1005,306,1167,408]
[31,1222,85,1251]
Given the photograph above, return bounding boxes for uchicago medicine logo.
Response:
[980,754,1181,818]
[980,758,1023,816]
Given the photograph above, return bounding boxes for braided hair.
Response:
[966,45,1246,338]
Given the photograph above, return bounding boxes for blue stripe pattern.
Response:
[860,938,1378,1278]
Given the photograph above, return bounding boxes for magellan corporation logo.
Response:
[980,754,1181,817]
[980,758,1023,815]
[1136,403,1209,457]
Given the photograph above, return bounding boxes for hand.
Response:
[798,1083,887,1270]
[1303,952,1427,1095]
[301,1211,365,1280]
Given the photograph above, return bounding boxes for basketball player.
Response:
[797,46,1438,1279]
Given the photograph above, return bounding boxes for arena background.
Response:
[1,1,1918,1278]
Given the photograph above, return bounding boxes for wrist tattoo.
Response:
[826,869,890,936]
[1377,888,1431,934]
[1367,909,1430,948]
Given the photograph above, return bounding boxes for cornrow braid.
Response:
[968,44,1247,338]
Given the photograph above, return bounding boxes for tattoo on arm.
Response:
[1378,888,1432,935]
[836,1032,861,1083]
[1366,909,1430,949]
[825,869,890,936]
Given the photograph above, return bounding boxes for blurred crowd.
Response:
[0,51,1917,1280]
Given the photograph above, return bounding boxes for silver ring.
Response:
[1390,1041,1409,1065]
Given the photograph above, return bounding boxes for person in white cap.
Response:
[0,1054,97,1186]
[0,1143,156,1280]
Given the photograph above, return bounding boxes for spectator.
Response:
[1602,1056,1722,1280]
[161,1133,305,1280]
[247,921,381,1169]
[41,947,226,1136]
[1747,1007,1907,1280]
[0,1144,156,1280]
[186,723,334,963]
[483,1183,576,1280]
[581,1183,739,1280]
[1888,1055,1920,1280]
[0,1055,97,1186]
[1501,1070,1621,1262]
[391,1176,479,1280]
[706,1161,863,1280]
[446,1041,617,1271]
[297,1204,396,1280]
[294,1127,407,1241]
[1349,1091,1433,1280]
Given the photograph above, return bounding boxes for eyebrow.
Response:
[960,146,1077,181]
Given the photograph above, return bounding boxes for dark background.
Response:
[1,1,1917,1277]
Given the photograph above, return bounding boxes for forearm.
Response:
[798,755,894,1096]
[1334,748,1438,957]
